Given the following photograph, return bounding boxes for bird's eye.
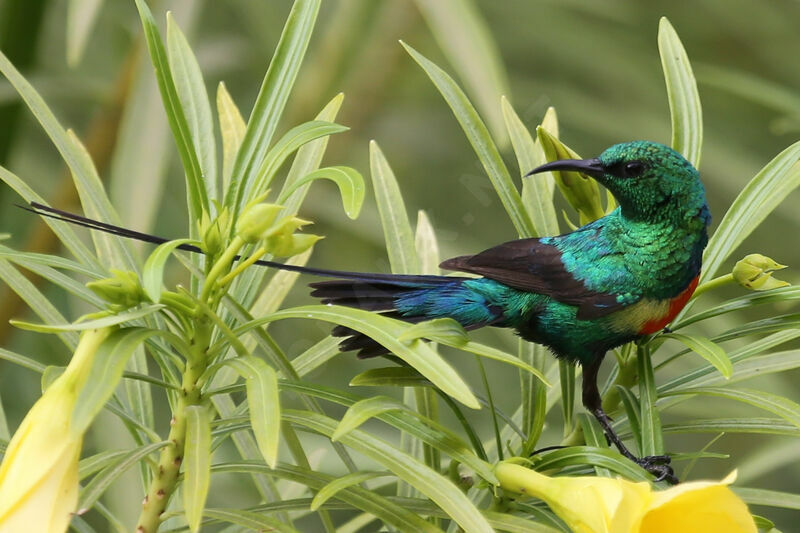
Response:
[622,161,645,178]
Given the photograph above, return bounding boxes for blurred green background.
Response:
[1,0,799,529]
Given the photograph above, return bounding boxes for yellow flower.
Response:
[0,328,113,533]
[495,461,757,533]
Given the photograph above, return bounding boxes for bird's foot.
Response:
[634,454,678,484]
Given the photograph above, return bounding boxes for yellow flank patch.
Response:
[608,298,670,333]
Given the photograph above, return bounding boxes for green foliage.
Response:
[0,2,799,532]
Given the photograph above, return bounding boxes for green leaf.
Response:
[637,345,663,456]
[0,167,98,269]
[79,441,170,510]
[532,446,649,481]
[166,13,218,202]
[658,17,702,167]
[537,127,604,224]
[216,82,246,191]
[0,49,136,269]
[202,508,300,533]
[502,98,558,237]
[142,238,194,303]
[134,0,208,221]
[225,355,281,467]
[224,0,321,216]
[213,462,442,532]
[278,93,345,217]
[0,259,79,349]
[661,332,731,379]
[735,487,800,510]
[11,304,164,333]
[246,120,349,204]
[413,0,510,145]
[402,41,535,237]
[285,409,494,533]
[255,306,479,408]
[72,327,158,435]
[455,340,551,386]
[369,141,419,274]
[350,367,431,388]
[663,387,800,430]
[277,166,365,219]
[558,360,575,437]
[415,210,441,275]
[676,286,800,329]
[333,396,405,441]
[578,414,612,477]
[662,418,800,437]
[66,0,104,66]
[617,385,643,454]
[701,141,800,283]
[311,471,390,510]
[183,405,212,533]
[397,318,468,346]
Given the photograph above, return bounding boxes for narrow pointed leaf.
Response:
[79,441,170,510]
[658,17,702,166]
[277,165,364,219]
[662,332,731,378]
[224,0,321,216]
[251,306,479,408]
[134,0,208,219]
[663,387,800,430]
[637,345,663,456]
[369,141,419,274]
[311,471,389,510]
[184,406,212,532]
[202,509,300,532]
[11,304,164,332]
[333,397,405,441]
[285,410,494,533]
[415,210,441,274]
[734,487,800,510]
[700,141,800,282]
[413,0,510,145]
[72,327,158,435]
[402,42,534,237]
[66,0,104,66]
[225,355,281,467]
[142,238,194,303]
[350,367,430,388]
[502,98,558,237]
[246,120,348,202]
[397,318,468,346]
[216,82,246,190]
[166,13,217,201]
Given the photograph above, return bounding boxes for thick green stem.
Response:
[136,320,212,533]
[691,273,734,299]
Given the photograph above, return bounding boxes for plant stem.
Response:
[691,273,733,299]
[136,319,212,533]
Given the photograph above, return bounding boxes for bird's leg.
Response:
[581,355,678,484]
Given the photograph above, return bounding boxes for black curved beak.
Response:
[525,157,605,178]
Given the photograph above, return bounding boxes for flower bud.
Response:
[235,203,283,243]
[265,232,322,257]
[198,207,229,256]
[86,269,146,307]
[0,328,114,532]
[732,254,789,291]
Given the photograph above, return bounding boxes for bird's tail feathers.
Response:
[19,202,488,358]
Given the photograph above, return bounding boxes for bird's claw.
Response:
[635,455,678,484]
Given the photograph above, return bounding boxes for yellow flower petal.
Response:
[0,328,112,533]
[495,462,758,533]
[641,472,756,533]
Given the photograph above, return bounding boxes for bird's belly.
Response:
[608,275,699,335]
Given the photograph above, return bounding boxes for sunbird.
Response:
[26,140,709,483]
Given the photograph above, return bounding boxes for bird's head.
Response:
[527,141,705,222]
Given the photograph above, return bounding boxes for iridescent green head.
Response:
[528,141,705,221]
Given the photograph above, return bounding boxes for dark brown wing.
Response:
[439,237,627,319]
